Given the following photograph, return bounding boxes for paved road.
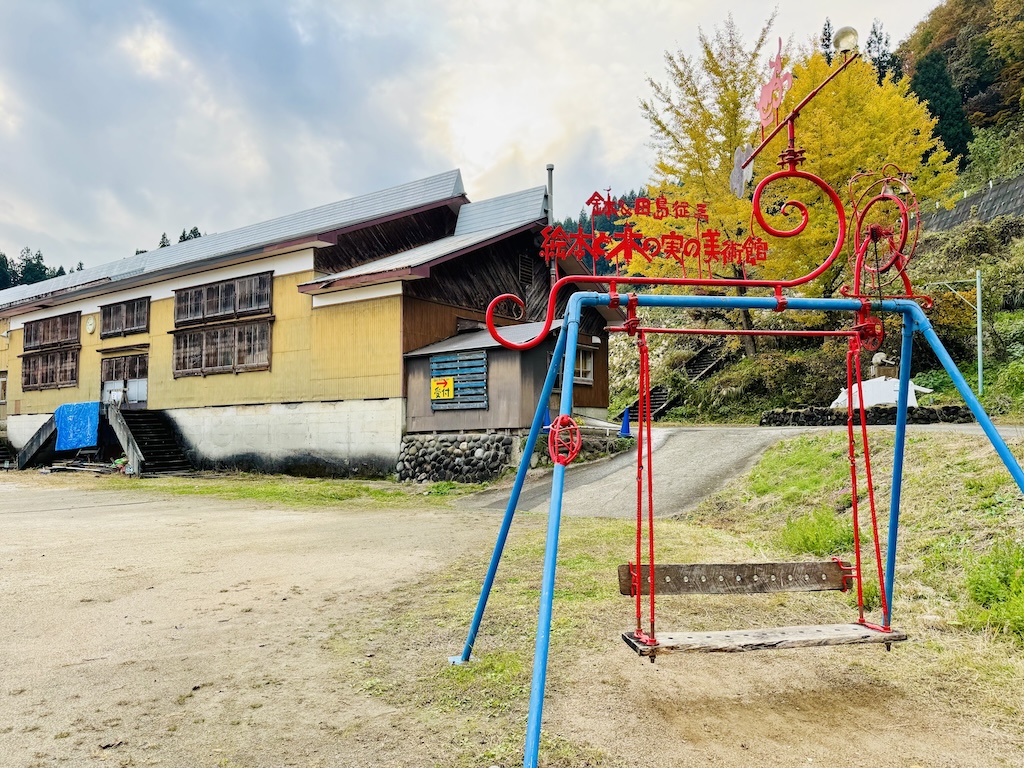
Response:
[461,425,814,518]
[460,421,1024,520]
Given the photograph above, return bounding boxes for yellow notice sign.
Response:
[430,377,453,400]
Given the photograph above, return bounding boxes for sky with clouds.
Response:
[0,0,942,271]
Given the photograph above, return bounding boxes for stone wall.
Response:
[396,433,515,482]
[759,405,975,427]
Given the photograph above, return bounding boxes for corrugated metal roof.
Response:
[405,319,562,357]
[305,186,547,285]
[0,169,465,312]
[454,185,547,235]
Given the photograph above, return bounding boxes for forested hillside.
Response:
[898,0,1024,190]
[604,0,1024,423]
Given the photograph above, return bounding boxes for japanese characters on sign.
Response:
[430,377,453,400]
[539,190,769,270]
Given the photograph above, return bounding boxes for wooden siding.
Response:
[310,296,403,400]
[402,297,507,354]
[404,230,550,321]
[148,271,314,408]
[518,335,608,413]
[0,318,7,433]
[7,269,403,414]
[314,206,459,275]
[575,332,609,408]
[407,348,522,432]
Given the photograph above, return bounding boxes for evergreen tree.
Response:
[188,226,202,239]
[158,233,171,248]
[16,247,50,285]
[865,19,899,84]
[910,49,974,162]
[0,251,11,290]
[821,18,834,66]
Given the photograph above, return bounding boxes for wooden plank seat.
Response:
[619,561,907,656]
[618,561,853,596]
[622,624,908,656]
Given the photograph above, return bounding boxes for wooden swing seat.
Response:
[622,623,907,655]
[618,560,907,656]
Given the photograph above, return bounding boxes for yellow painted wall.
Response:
[5,312,104,415]
[5,270,405,414]
[0,317,9,428]
[310,295,403,400]
[149,271,319,408]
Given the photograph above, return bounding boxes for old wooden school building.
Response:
[0,170,610,475]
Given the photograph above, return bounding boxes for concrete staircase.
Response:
[15,415,57,470]
[683,338,727,381]
[118,410,193,475]
[0,436,13,469]
[617,339,729,423]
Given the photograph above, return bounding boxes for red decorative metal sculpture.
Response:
[547,415,581,466]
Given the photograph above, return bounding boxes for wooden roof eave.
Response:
[298,220,544,296]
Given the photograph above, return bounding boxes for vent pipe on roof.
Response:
[547,163,556,290]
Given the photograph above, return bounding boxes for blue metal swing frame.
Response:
[452,291,1024,768]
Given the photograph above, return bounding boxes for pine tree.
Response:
[158,233,171,248]
[865,19,899,84]
[0,251,11,290]
[16,248,50,285]
[821,18,834,66]
[177,226,203,243]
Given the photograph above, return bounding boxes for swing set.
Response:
[449,48,1024,768]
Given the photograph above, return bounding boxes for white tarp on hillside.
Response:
[830,376,933,409]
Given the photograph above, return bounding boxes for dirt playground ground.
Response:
[1,473,1022,767]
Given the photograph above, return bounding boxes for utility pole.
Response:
[923,271,983,395]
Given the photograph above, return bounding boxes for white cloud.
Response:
[0,0,946,269]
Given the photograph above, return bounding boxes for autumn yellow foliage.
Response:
[634,25,958,299]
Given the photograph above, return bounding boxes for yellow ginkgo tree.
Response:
[635,21,958,301]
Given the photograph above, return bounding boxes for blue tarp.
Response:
[54,402,101,452]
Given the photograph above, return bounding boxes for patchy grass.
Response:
[114,473,485,508]
[780,507,856,556]
[325,429,1024,765]
[963,539,1024,641]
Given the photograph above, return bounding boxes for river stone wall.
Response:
[396,433,515,483]
[759,404,975,427]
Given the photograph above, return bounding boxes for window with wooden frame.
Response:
[23,312,80,351]
[172,320,271,377]
[22,350,79,390]
[100,298,150,338]
[574,347,595,385]
[171,272,273,377]
[0,370,7,404]
[548,346,595,388]
[174,272,272,326]
[101,354,149,383]
[21,312,81,391]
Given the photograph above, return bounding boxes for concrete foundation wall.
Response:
[8,413,53,451]
[165,399,405,476]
